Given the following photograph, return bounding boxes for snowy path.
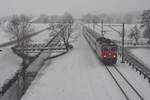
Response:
[21,35,126,100]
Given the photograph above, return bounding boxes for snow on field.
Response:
[32,23,49,32]
[0,23,49,45]
[0,23,49,91]
[130,48,150,68]
[0,27,10,44]
[0,48,21,89]
[21,35,126,100]
[30,29,50,44]
[116,58,150,100]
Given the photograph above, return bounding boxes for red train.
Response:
[84,27,118,64]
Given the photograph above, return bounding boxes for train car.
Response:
[95,37,117,64]
[84,26,118,64]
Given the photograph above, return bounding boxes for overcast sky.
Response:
[0,0,150,17]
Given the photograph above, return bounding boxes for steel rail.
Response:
[112,64,144,100]
[104,64,130,100]
[83,25,144,100]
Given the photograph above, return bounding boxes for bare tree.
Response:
[5,14,34,46]
[48,13,75,51]
[60,13,74,51]
[5,14,35,67]
[4,14,35,90]
[128,25,140,45]
[59,24,73,51]
[140,10,150,43]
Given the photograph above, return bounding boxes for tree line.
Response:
[81,11,140,24]
[128,10,150,45]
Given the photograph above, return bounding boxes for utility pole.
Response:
[93,22,95,33]
[22,32,26,91]
[88,22,89,28]
[101,20,104,37]
[121,23,125,63]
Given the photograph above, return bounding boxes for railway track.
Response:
[104,63,144,100]
[82,24,147,100]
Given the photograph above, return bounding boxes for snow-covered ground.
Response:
[130,48,150,68]
[0,48,21,89]
[21,23,150,100]
[21,35,125,100]
[30,29,50,44]
[0,27,10,44]
[0,23,49,45]
[32,23,49,32]
[0,22,149,99]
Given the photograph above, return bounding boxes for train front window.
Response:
[111,47,117,51]
[102,46,108,51]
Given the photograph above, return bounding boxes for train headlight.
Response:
[103,55,107,58]
[113,55,116,58]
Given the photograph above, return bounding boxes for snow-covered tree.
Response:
[128,25,140,45]
[140,10,150,43]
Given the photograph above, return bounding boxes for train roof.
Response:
[96,37,117,46]
[85,26,117,46]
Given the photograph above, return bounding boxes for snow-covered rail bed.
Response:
[105,64,144,100]
[115,58,150,100]
[83,23,150,100]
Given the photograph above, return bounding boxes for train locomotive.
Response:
[84,27,118,64]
